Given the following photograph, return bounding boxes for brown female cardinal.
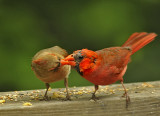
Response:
[31,46,71,100]
[60,32,157,106]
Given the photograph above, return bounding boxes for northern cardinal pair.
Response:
[31,32,157,105]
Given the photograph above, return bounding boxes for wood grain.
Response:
[0,81,160,116]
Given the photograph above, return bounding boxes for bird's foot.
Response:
[91,93,99,101]
[39,95,51,101]
[64,95,71,101]
[122,92,130,108]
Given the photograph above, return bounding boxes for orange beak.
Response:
[60,54,76,66]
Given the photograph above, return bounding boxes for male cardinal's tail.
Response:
[122,32,157,54]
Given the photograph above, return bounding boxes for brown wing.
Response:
[48,46,68,57]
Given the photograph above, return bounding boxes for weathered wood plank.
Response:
[0,81,160,116]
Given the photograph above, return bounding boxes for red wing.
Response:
[96,47,132,69]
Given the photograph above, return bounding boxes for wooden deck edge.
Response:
[0,81,160,116]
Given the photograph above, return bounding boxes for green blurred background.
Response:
[0,0,160,91]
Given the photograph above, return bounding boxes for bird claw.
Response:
[39,95,51,101]
[122,92,130,108]
[91,93,99,101]
[64,95,71,101]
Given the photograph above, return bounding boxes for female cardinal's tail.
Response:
[122,32,157,54]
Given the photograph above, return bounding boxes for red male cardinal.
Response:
[61,32,157,105]
[31,46,71,100]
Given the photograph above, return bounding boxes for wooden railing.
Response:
[0,81,160,116]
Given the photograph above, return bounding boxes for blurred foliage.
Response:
[0,0,160,91]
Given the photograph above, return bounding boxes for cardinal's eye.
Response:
[74,52,84,62]
[77,52,83,59]
[78,55,83,59]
